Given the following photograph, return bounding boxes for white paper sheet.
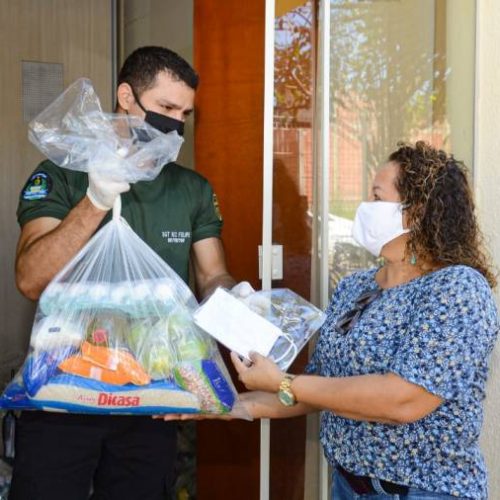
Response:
[193,288,281,359]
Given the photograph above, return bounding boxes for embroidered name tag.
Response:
[161,231,191,244]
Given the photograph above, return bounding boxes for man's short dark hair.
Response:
[117,46,199,95]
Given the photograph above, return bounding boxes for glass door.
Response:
[261,1,320,499]
[327,0,476,293]
[262,1,477,499]
[271,1,317,499]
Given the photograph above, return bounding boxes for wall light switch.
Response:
[258,244,283,280]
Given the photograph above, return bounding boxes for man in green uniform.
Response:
[10,46,236,500]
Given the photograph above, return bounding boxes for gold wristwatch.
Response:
[277,374,297,406]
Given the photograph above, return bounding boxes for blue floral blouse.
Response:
[306,265,499,499]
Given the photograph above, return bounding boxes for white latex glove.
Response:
[231,282,271,316]
[230,281,256,299]
[86,171,130,211]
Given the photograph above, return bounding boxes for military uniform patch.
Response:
[212,193,223,221]
[22,172,53,200]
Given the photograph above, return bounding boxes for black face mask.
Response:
[143,111,184,136]
[130,86,184,136]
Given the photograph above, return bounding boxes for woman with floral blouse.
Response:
[233,142,499,499]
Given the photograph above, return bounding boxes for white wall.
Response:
[475,1,500,497]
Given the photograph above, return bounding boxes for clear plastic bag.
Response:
[243,289,325,370]
[1,79,242,416]
[28,78,183,182]
[195,288,326,371]
[2,205,240,415]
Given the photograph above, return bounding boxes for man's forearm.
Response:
[16,196,107,300]
[198,272,236,299]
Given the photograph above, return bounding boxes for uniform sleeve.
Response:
[191,178,223,243]
[389,268,499,401]
[17,162,75,226]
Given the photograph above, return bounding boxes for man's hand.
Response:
[86,171,130,211]
[230,281,255,299]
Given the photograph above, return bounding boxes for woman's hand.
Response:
[153,394,258,421]
[231,351,285,392]
[152,352,301,422]
[155,391,316,421]
[154,412,234,422]
[153,401,254,421]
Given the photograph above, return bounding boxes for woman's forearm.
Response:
[290,372,442,424]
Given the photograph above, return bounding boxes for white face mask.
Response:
[352,201,409,257]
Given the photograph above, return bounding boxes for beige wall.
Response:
[0,0,113,389]
[122,0,195,169]
[475,1,500,497]
[446,0,476,170]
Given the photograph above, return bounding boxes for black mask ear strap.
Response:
[128,84,147,113]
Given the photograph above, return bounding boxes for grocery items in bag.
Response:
[1,214,241,415]
[174,360,235,413]
[0,79,240,416]
[28,375,201,415]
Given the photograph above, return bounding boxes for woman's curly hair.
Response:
[388,141,497,288]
